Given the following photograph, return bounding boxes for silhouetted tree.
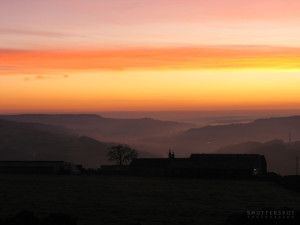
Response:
[107,144,138,166]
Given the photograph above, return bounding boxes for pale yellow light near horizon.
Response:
[1,69,300,112]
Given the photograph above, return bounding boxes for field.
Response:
[0,175,299,225]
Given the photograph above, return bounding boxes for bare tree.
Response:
[107,144,138,166]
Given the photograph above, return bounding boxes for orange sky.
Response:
[2,46,300,73]
[1,0,300,112]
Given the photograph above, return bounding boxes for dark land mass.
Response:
[0,119,110,168]
[171,115,300,153]
[4,114,300,154]
[0,114,192,142]
[2,114,300,175]
[0,175,299,225]
[0,114,192,156]
[218,140,300,175]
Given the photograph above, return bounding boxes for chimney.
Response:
[168,149,172,159]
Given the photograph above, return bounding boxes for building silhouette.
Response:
[130,154,267,177]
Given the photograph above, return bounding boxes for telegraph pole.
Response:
[296,156,299,176]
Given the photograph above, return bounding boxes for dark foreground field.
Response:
[0,175,299,225]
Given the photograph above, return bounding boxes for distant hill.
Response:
[0,119,111,168]
[173,116,300,153]
[217,140,300,175]
[3,114,300,173]
[0,114,192,143]
[0,114,192,155]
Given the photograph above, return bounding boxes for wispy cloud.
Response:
[0,28,81,38]
[23,74,69,81]
[0,65,18,71]
[1,45,300,75]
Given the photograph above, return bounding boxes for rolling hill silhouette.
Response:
[0,119,110,168]
[1,114,300,174]
[0,114,191,143]
[173,116,300,153]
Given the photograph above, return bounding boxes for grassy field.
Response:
[0,175,299,225]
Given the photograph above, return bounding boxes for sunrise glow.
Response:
[1,0,300,112]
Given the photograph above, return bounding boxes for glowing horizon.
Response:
[1,0,300,112]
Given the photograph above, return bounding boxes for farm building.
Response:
[0,161,82,174]
[130,154,267,177]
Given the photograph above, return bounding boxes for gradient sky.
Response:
[1,0,300,112]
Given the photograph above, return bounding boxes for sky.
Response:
[1,0,300,112]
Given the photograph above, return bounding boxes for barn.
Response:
[189,154,267,177]
[130,154,267,177]
[0,161,81,174]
